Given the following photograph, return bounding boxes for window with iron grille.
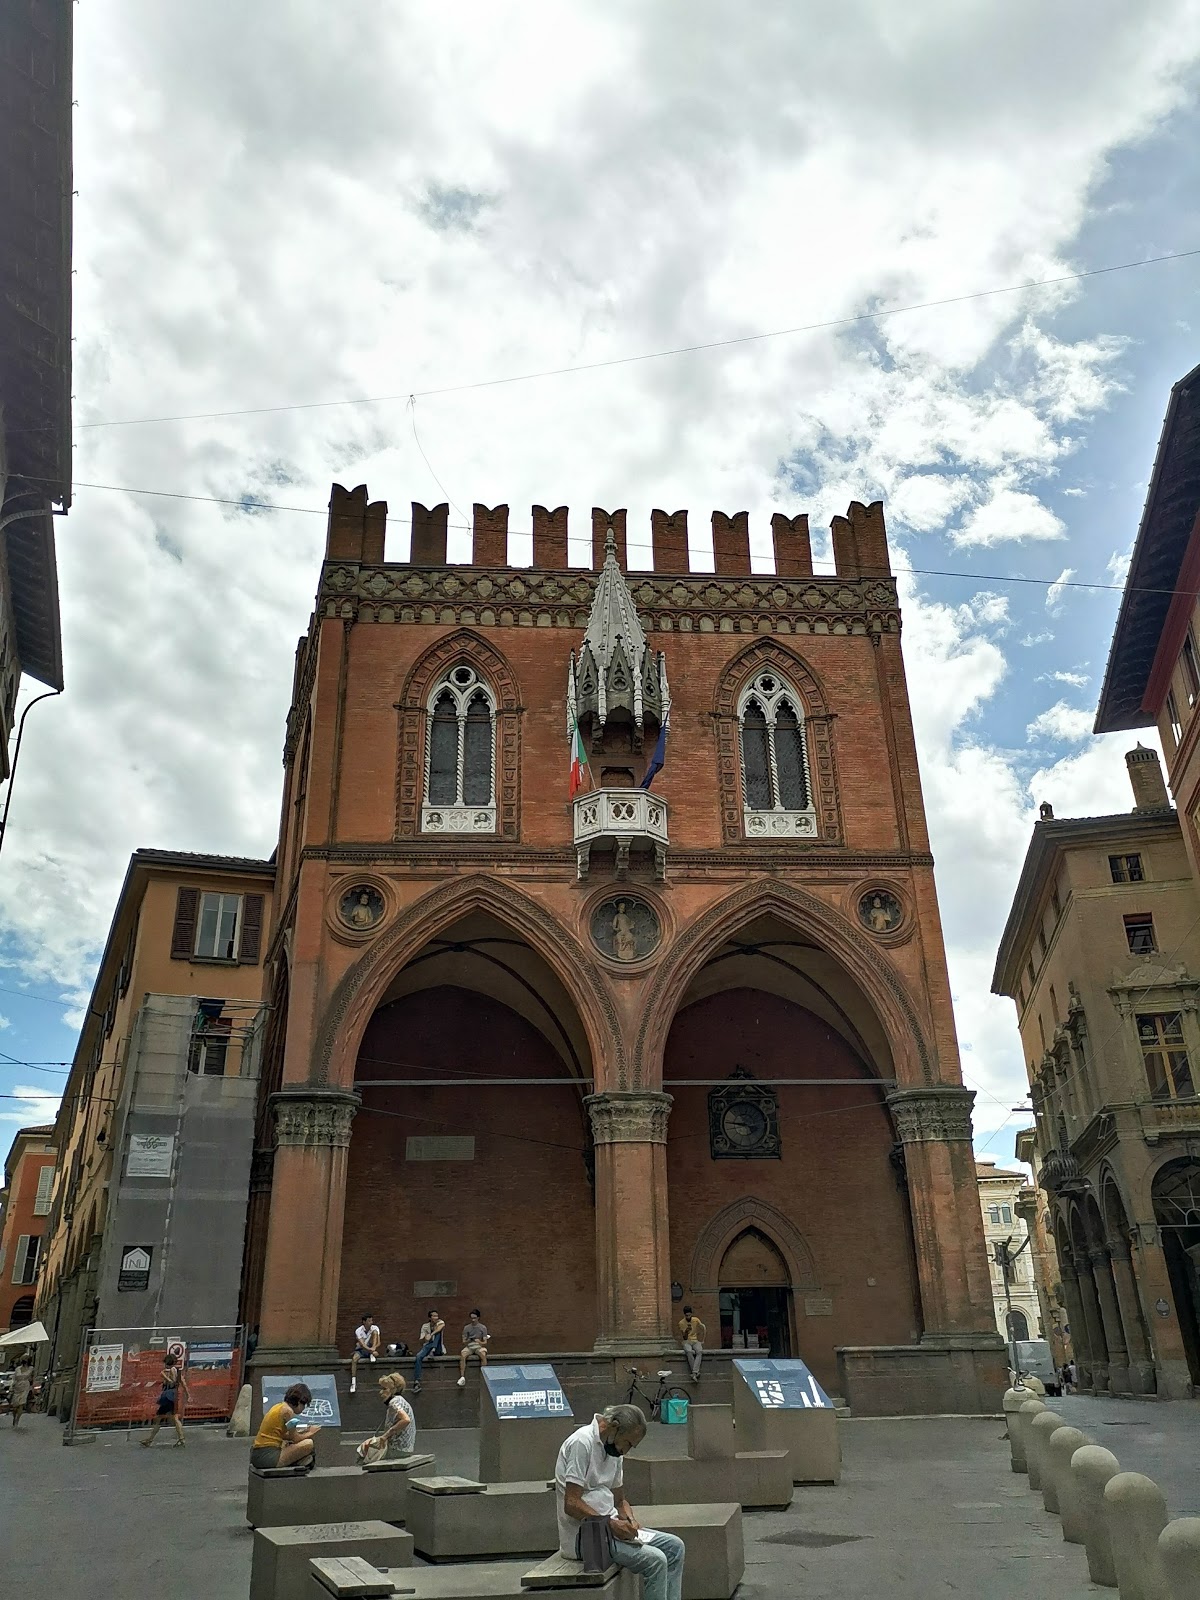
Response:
[1124,913,1157,955]
[188,1017,232,1076]
[1109,853,1144,884]
[1137,1012,1195,1101]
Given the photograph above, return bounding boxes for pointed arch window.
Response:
[422,665,497,833]
[737,672,817,838]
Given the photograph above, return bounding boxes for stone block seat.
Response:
[310,1559,636,1600]
[646,1504,744,1600]
[252,1521,413,1600]
[404,1475,558,1560]
[247,1455,434,1529]
[621,1449,792,1510]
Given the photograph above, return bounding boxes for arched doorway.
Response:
[718,1228,793,1356]
[8,1295,35,1331]
[340,911,597,1351]
[1152,1158,1200,1388]
[1006,1308,1030,1343]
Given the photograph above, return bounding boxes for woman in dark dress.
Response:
[140,1355,190,1447]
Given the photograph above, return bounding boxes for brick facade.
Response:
[246,487,1005,1413]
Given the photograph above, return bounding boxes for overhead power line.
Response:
[60,244,1199,432]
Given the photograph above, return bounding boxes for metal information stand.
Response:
[732,1357,841,1484]
[478,1363,575,1482]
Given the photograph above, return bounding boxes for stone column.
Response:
[1128,1236,1194,1400]
[586,1091,674,1353]
[1057,1256,1092,1388]
[1109,1240,1156,1394]
[253,1088,358,1366]
[1073,1251,1110,1392]
[1090,1247,1130,1394]
[887,1088,999,1336]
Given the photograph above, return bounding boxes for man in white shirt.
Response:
[350,1313,380,1394]
[555,1404,684,1600]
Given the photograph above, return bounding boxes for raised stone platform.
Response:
[645,1503,744,1600]
[405,1477,557,1559]
[621,1448,792,1510]
[317,1561,637,1600]
[248,1458,433,1529]
[252,1521,412,1600]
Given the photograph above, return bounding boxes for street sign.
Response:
[482,1363,572,1419]
[166,1337,188,1367]
[733,1356,833,1410]
[261,1373,342,1427]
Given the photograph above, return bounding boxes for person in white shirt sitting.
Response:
[555,1403,684,1600]
[350,1312,380,1394]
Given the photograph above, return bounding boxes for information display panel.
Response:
[733,1356,833,1410]
[261,1372,342,1427]
[482,1362,572,1419]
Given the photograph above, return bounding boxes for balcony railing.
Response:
[573,788,668,880]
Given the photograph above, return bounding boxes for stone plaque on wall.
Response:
[803,1295,833,1317]
[405,1136,476,1161]
[414,1280,457,1298]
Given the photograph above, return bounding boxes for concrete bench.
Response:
[648,1504,743,1600]
[252,1521,413,1600]
[405,1476,558,1559]
[248,1459,432,1529]
[312,1561,636,1600]
[622,1449,792,1510]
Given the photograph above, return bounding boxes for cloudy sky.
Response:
[3,1,1200,1162]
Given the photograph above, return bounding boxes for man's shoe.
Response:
[457,1376,466,1388]
[412,1382,422,1394]
[350,1379,356,1393]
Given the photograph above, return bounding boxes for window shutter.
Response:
[238,893,265,963]
[171,887,200,958]
[13,1235,29,1284]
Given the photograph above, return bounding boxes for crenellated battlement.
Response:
[322,484,893,582]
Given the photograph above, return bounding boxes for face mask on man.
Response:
[603,1439,625,1459]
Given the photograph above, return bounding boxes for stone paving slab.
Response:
[7,1411,1194,1600]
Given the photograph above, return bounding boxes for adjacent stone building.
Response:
[992,747,1200,1398]
[241,486,1005,1416]
[0,1124,56,1336]
[35,849,272,1413]
[975,1158,1041,1347]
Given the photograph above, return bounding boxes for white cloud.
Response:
[955,485,1067,548]
[0,1085,62,1126]
[1026,701,1095,742]
[1046,566,1076,614]
[1107,545,1135,587]
[1049,669,1090,687]
[1030,731,1159,819]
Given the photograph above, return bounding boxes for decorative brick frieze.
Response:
[585,1091,673,1145]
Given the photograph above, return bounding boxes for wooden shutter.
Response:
[13,1235,29,1284]
[171,887,200,959]
[238,893,265,963]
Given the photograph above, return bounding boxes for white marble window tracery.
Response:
[422,665,497,833]
[737,672,817,838]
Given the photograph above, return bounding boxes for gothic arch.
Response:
[689,1197,820,1294]
[634,878,933,1088]
[712,639,840,843]
[314,874,627,1091]
[1099,1164,1134,1246]
[395,630,523,839]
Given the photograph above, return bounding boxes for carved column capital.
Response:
[585,1091,673,1146]
[271,1088,359,1149]
[886,1087,975,1145]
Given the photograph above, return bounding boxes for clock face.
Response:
[722,1100,768,1149]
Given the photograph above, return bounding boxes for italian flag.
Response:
[569,718,590,798]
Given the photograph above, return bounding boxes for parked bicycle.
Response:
[623,1366,690,1422]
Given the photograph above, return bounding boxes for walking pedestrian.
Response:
[457,1309,490,1387]
[411,1309,445,1394]
[357,1373,416,1463]
[677,1306,705,1382]
[8,1355,34,1427]
[251,1382,321,1470]
[350,1312,381,1394]
[141,1353,191,1448]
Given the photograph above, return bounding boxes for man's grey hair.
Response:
[600,1403,647,1440]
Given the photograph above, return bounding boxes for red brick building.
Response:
[0,1125,56,1334]
[243,488,1004,1414]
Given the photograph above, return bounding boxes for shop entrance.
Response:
[718,1227,793,1356]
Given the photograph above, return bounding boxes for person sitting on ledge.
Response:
[411,1308,446,1394]
[358,1372,416,1462]
[250,1383,321,1471]
[556,1402,685,1600]
[457,1308,490,1388]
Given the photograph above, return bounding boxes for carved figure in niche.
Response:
[340,885,385,930]
[591,896,660,963]
[859,890,902,935]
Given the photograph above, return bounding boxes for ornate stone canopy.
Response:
[567,528,669,747]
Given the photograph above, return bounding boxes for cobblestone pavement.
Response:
[5,1409,1179,1600]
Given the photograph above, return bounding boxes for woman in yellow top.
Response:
[251,1383,321,1470]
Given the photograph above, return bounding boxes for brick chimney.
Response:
[1126,744,1170,812]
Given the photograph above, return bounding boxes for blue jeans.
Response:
[611,1530,685,1600]
[413,1336,444,1381]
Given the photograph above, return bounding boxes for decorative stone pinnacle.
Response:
[566,535,668,740]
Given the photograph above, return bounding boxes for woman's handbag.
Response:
[577,1518,616,1571]
[356,1437,388,1467]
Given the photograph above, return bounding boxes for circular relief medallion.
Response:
[590,896,661,963]
[858,888,903,936]
[338,884,386,931]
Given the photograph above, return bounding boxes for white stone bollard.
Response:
[1074,1445,1122,1587]
[1003,1388,1030,1472]
[1105,1473,1171,1600]
[1046,1428,1090,1542]
[1042,1424,1088,1517]
[1027,1410,1065,1496]
[1017,1398,1048,1487]
[227,1383,252,1438]
[1159,1517,1200,1600]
